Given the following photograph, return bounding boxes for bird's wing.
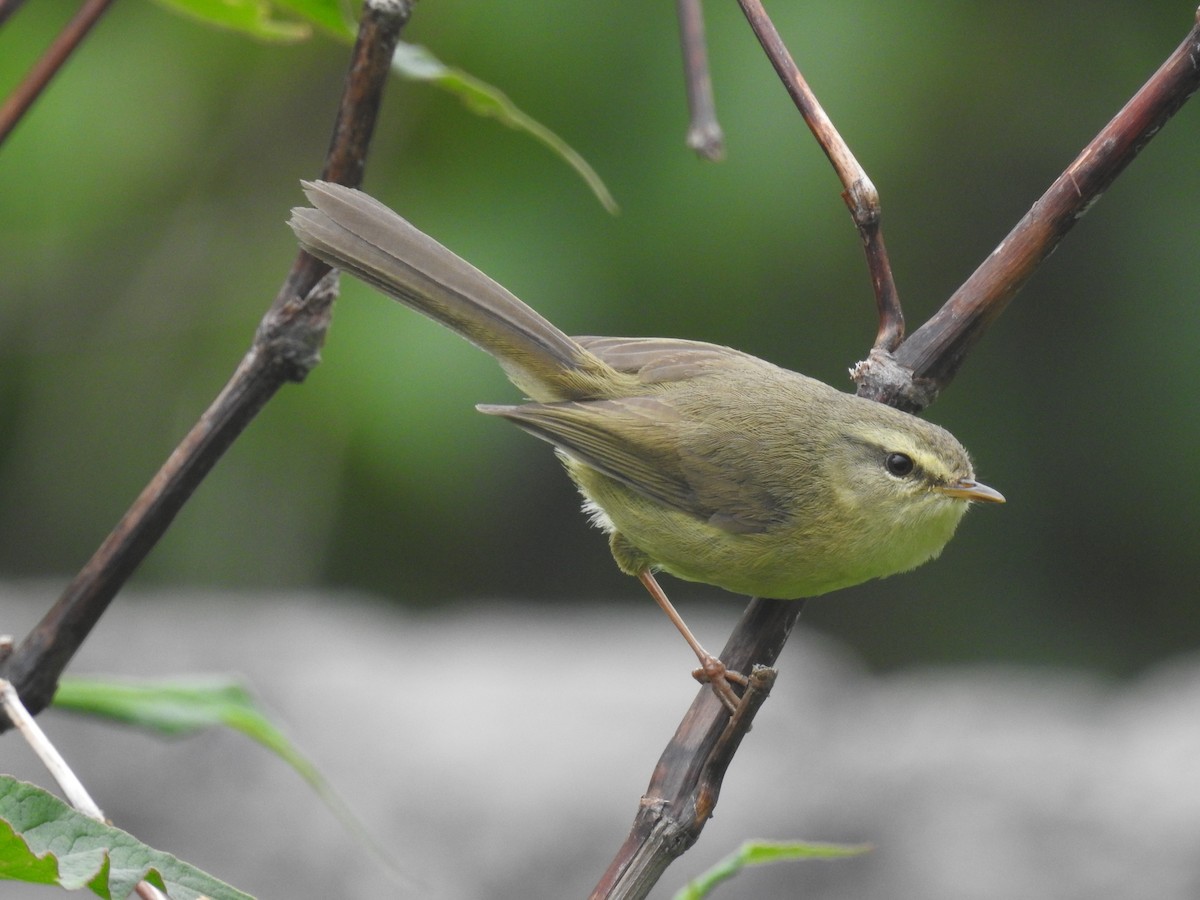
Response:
[573,336,762,384]
[478,395,786,534]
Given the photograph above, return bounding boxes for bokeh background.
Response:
[1,1,1197,675]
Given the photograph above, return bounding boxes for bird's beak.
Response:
[937,478,1006,504]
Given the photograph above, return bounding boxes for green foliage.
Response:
[391,43,618,214]
[52,676,403,881]
[0,775,254,899]
[151,0,315,42]
[270,0,356,36]
[148,0,616,210]
[674,839,870,900]
[54,675,334,814]
[152,0,354,40]
[56,675,286,738]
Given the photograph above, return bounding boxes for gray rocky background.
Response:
[5,584,1200,899]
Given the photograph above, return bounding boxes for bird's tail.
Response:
[289,181,614,401]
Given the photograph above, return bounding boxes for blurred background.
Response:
[1,0,1198,675]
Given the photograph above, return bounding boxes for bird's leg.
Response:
[637,570,747,714]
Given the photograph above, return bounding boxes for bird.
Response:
[289,181,1004,710]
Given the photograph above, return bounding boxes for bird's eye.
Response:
[885,452,915,477]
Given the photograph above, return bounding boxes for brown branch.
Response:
[3,279,338,720]
[676,0,724,161]
[595,7,1200,898]
[0,0,413,726]
[855,8,1200,410]
[0,0,118,148]
[270,0,410,319]
[736,0,903,352]
[0,0,31,28]
[590,599,803,900]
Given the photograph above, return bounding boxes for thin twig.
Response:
[2,679,105,820]
[3,679,169,899]
[0,0,119,148]
[736,0,903,352]
[0,0,413,726]
[676,0,724,160]
[134,883,169,900]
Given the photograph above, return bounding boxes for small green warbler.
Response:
[290,182,1004,710]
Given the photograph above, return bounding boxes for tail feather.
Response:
[289,181,604,401]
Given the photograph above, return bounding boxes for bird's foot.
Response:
[691,654,749,715]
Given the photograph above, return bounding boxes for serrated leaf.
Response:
[151,0,313,42]
[0,775,253,899]
[673,839,871,900]
[391,42,619,214]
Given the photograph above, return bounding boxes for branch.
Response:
[0,0,413,726]
[0,0,118,148]
[3,678,169,898]
[590,599,803,900]
[0,0,30,28]
[736,0,903,352]
[594,6,1200,897]
[676,0,724,160]
[856,8,1200,409]
[2,679,105,820]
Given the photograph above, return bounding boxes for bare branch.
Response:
[596,7,1200,897]
[0,1,413,726]
[676,0,724,160]
[589,599,803,900]
[736,0,904,351]
[0,0,118,148]
[2,679,105,820]
[856,9,1200,408]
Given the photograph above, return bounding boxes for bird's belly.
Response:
[574,464,960,600]
[574,472,848,599]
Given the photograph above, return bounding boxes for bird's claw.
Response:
[691,657,749,715]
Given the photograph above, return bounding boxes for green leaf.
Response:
[53,676,407,883]
[148,0,616,210]
[272,0,355,38]
[57,675,272,733]
[0,775,254,899]
[55,675,323,793]
[150,0,314,43]
[673,839,871,900]
[391,42,619,214]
